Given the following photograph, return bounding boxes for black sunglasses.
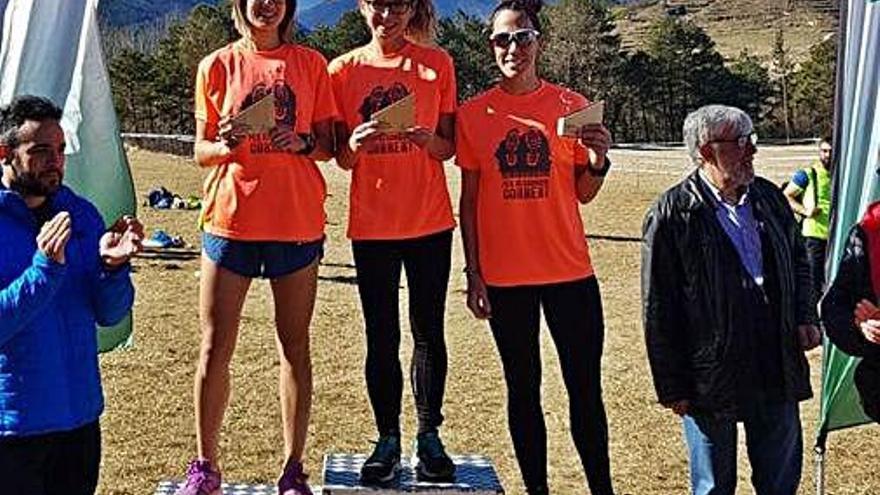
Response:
[489,29,540,49]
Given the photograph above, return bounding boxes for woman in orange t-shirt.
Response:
[177,1,338,494]
[456,1,614,494]
[328,0,456,485]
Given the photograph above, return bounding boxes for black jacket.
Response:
[821,224,880,360]
[820,224,880,423]
[642,171,815,415]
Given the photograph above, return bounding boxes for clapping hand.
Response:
[100,215,144,268]
[37,212,72,264]
[852,299,880,345]
[853,299,880,325]
[859,319,880,346]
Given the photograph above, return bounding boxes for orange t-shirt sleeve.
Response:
[194,57,223,124]
[310,51,340,123]
[327,57,347,120]
[455,108,480,171]
[439,53,457,115]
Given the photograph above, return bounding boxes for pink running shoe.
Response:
[175,459,222,495]
[278,459,312,495]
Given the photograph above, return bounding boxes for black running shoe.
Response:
[415,431,456,481]
[360,435,401,485]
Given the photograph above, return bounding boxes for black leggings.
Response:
[487,276,614,495]
[0,420,101,495]
[804,237,827,310]
[353,229,452,436]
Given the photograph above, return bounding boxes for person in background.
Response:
[642,105,821,495]
[783,137,833,305]
[176,0,338,494]
[821,197,880,423]
[457,0,615,493]
[0,95,142,495]
[328,0,458,484]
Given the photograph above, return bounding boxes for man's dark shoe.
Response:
[360,435,401,485]
[415,430,456,481]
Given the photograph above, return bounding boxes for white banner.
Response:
[0,0,135,351]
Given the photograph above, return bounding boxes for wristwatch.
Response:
[588,155,611,177]
[296,133,316,155]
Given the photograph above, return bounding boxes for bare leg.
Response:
[270,259,319,463]
[195,255,252,464]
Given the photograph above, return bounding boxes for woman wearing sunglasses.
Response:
[456,0,615,493]
[327,0,457,485]
[176,1,338,494]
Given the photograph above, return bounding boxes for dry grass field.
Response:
[96,144,879,494]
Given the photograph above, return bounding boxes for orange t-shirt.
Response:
[456,81,594,287]
[194,43,339,241]
[328,42,456,240]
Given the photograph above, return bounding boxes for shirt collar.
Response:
[698,169,749,207]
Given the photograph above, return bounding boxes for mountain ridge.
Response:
[99,0,325,27]
[299,0,492,28]
[98,0,839,60]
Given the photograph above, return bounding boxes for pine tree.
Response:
[730,49,774,134]
[771,28,793,142]
[791,35,836,138]
[541,0,626,135]
[302,10,371,61]
[437,11,496,101]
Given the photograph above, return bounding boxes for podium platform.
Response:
[154,481,298,494]
[153,453,503,494]
[322,453,504,494]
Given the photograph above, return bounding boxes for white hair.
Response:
[683,105,753,166]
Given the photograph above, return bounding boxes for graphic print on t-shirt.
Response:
[494,127,552,200]
[359,82,415,155]
[241,80,297,154]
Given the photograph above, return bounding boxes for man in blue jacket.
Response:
[0,95,143,495]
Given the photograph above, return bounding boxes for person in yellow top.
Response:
[328,0,457,485]
[783,136,833,306]
[177,1,338,494]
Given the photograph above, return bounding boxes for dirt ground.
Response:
[96,144,879,494]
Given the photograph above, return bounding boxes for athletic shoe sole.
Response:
[415,462,456,482]
[360,460,400,485]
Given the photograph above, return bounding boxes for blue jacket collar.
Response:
[0,185,76,224]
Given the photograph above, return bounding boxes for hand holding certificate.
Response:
[231,94,276,134]
[557,100,604,137]
[372,94,416,132]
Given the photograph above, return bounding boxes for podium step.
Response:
[154,480,324,494]
[322,453,504,494]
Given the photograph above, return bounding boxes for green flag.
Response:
[1,0,136,352]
